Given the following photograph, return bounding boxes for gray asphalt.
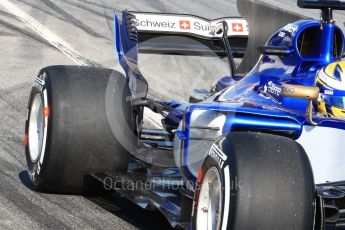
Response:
[0,0,344,229]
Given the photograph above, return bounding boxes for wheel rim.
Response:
[196,167,223,230]
[28,94,44,163]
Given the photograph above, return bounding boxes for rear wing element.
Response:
[114,11,248,99]
[114,11,248,68]
[133,12,248,38]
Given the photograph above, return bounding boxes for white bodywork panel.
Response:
[132,12,249,38]
[174,110,345,184]
[174,110,226,178]
[297,125,345,184]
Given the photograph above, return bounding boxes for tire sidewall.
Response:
[25,66,134,193]
[192,133,315,230]
[25,72,51,188]
[191,139,236,230]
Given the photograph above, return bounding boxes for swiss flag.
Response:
[179,20,191,30]
[232,23,244,32]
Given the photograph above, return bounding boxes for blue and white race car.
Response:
[25,0,345,229]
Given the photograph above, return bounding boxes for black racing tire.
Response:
[191,132,315,230]
[25,65,134,194]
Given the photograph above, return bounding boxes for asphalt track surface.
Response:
[0,0,345,229]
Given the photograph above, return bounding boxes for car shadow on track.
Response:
[19,170,175,230]
[86,193,175,230]
[19,170,37,191]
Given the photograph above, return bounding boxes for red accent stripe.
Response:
[24,134,28,146]
[197,168,204,184]
[43,106,50,118]
[193,169,205,210]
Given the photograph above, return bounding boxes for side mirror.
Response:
[259,46,294,56]
[281,84,320,125]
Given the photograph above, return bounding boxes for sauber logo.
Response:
[179,20,191,30]
[232,23,243,32]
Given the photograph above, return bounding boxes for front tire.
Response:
[25,65,134,193]
[192,132,315,230]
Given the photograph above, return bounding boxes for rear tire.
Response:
[25,65,134,193]
[192,132,315,230]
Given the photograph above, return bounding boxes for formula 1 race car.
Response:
[25,0,345,229]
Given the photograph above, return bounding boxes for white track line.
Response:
[0,0,162,129]
[0,0,99,66]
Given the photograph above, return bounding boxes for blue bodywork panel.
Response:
[114,13,345,181]
[170,20,345,181]
[114,11,148,100]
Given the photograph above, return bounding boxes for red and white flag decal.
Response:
[179,20,191,30]
[232,23,243,32]
[132,13,248,37]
